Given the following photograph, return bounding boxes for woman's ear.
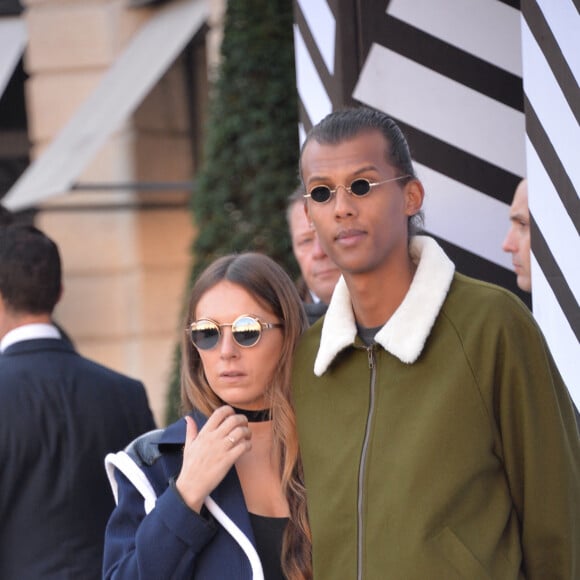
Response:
[404,178,425,217]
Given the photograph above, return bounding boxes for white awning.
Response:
[0,17,27,99]
[3,0,208,211]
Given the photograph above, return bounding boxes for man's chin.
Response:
[517,275,532,293]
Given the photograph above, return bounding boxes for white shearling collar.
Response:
[313,236,455,376]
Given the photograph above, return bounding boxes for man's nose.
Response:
[311,235,327,259]
[502,228,516,253]
[333,185,357,218]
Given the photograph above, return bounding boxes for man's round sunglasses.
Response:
[187,315,283,350]
[303,175,410,204]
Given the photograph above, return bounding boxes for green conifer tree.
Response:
[165,0,299,424]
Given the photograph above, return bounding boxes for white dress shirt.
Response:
[0,323,61,353]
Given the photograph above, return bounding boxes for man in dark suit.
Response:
[0,224,156,580]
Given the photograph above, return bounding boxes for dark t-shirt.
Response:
[356,323,383,347]
[249,513,288,580]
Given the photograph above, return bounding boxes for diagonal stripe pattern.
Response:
[293,0,578,398]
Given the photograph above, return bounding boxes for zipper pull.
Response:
[367,345,375,369]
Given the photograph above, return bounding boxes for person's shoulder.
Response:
[122,412,192,463]
[74,354,145,388]
[444,272,538,333]
[449,272,530,311]
[298,317,323,346]
[294,319,323,370]
[124,427,166,467]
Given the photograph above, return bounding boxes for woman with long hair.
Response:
[103,252,312,579]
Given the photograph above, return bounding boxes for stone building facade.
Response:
[1,0,226,425]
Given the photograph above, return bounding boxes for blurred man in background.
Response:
[502,178,580,426]
[502,178,531,292]
[0,224,156,579]
[287,184,341,324]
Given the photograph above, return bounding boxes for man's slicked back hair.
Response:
[300,107,416,181]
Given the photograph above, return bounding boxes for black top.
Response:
[249,512,288,580]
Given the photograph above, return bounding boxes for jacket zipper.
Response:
[357,346,377,580]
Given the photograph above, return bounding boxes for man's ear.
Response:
[404,179,425,217]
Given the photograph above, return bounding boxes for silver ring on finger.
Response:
[227,435,236,447]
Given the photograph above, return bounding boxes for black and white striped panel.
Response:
[293,0,361,143]
[521,0,579,400]
[293,0,579,394]
[293,0,334,141]
[293,0,531,304]
[353,0,529,298]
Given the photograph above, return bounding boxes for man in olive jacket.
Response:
[293,107,580,579]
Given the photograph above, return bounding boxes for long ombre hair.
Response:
[181,252,312,579]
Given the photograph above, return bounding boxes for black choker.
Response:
[231,406,272,422]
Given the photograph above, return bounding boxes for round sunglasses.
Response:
[187,315,283,350]
[304,175,410,204]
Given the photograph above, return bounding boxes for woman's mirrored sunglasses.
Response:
[303,175,410,204]
[187,315,283,350]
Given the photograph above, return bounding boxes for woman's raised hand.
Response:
[175,406,251,513]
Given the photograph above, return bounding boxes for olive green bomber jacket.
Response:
[292,236,580,580]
